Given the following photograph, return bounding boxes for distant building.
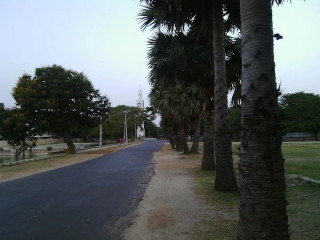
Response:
[136,89,145,139]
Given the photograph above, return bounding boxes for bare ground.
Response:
[123,142,214,240]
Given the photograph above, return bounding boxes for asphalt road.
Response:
[0,140,165,240]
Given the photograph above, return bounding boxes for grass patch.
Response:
[0,157,61,174]
[192,167,239,206]
[190,165,239,240]
[282,142,320,180]
[287,180,320,240]
[231,142,320,180]
[190,141,320,239]
[192,218,238,240]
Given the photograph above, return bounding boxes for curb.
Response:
[286,174,320,185]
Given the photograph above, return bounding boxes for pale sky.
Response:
[1,1,319,110]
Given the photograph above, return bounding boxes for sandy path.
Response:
[123,142,213,240]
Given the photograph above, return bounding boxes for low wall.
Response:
[0,138,65,148]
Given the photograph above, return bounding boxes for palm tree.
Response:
[190,25,216,169]
[147,31,203,153]
[139,0,239,191]
[238,0,289,238]
[211,0,238,191]
[149,82,202,153]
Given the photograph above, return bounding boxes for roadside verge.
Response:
[123,142,214,240]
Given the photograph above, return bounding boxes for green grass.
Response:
[192,167,239,205]
[190,141,320,239]
[0,157,63,174]
[191,167,239,240]
[282,142,320,180]
[192,218,238,240]
[287,180,320,240]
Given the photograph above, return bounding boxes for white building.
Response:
[136,89,145,139]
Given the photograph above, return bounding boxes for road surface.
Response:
[0,140,165,240]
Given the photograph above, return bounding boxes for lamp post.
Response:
[125,113,128,144]
[99,117,102,148]
[123,115,126,143]
[135,121,137,141]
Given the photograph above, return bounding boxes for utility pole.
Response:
[99,117,102,148]
[123,120,125,143]
[134,121,137,141]
[125,113,128,144]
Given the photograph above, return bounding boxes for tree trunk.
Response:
[238,0,289,239]
[175,136,183,152]
[201,82,215,170]
[168,135,176,149]
[176,119,188,153]
[183,139,189,154]
[64,135,76,154]
[212,0,238,191]
[312,132,319,141]
[191,114,201,153]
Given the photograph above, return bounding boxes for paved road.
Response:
[0,140,165,240]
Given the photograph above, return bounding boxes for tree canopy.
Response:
[280,92,320,140]
[0,108,37,157]
[12,65,110,153]
[91,105,158,141]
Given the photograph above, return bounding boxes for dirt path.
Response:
[123,142,214,240]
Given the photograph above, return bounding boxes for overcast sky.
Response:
[1,0,319,110]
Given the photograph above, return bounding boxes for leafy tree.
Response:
[280,92,320,140]
[143,119,160,138]
[12,65,110,153]
[238,0,289,238]
[0,108,37,157]
[98,105,155,141]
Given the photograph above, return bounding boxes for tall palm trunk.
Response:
[201,80,215,170]
[238,0,289,239]
[212,0,237,191]
[168,134,176,149]
[191,114,201,153]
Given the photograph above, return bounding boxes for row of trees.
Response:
[280,92,320,141]
[89,105,160,141]
[139,0,290,238]
[229,92,320,141]
[0,65,160,156]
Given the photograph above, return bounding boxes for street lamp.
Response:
[125,113,128,144]
[123,112,131,144]
[134,121,137,141]
[99,117,102,148]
